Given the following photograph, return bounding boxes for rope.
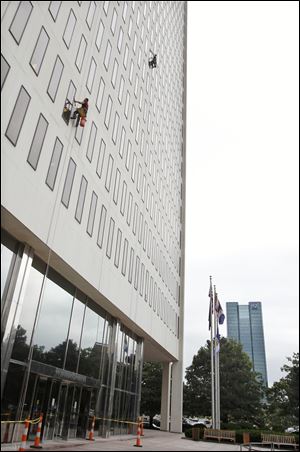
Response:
[93,416,139,426]
[1,416,41,425]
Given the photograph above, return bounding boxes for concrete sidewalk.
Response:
[1,430,244,451]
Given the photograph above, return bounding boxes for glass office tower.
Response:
[226,302,268,386]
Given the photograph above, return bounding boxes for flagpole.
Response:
[209,276,215,429]
[214,286,221,430]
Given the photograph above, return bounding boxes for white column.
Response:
[160,362,171,431]
[170,360,183,433]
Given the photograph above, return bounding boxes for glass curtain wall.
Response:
[1,230,143,444]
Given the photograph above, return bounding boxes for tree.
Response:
[140,362,162,426]
[184,338,265,426]
[266,352,299,430]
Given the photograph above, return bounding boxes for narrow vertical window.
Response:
[119,127,126,158]
[1,55,10,90]
[30,27,49,75]
[61,158,76,208]
[120,181,127,216]
[126,192,133,226]
[104,40,112,70]
[105,154,114,192]
[97,205,107,248]
[75,176,88,223]
[106,218,115,258]
[103,1,109,15]
[86,122,97,162]
[128,248,134,283]
[117,27,123,53]
[125,140,131,170]
[9,1,33,45]
[112,112,119,144]
[75,35,87,72]
[95,20,104,51]
[87,191,98,237]
[121,239,128,276]
[49,2,62,21]
[144,270,149,302]
[111,59,118,88]
[47,56,64,102]
[110,9,117,35]
[63,9,77,48]
[96,78,105,113]
[131,153,137,182]
[86,57,97,94]
[96,139,106,179]
[62,81,76,124]
[114,228,122,268]
[104,96,112,129]
[46,137,63,190]
[132,203,138,235]
[139,263,145,296]
[86,1,96,29]
[5,86,31,146]
[134,256,140,290]
[118,76,124,104]
[113,169,121,204]
[27,114,49,170]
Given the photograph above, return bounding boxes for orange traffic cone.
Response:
[30,415,43,449]
[19,419,29,452]
[134,422,142,447]
[86,416,95,441]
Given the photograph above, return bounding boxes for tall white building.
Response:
[1,1,187,443]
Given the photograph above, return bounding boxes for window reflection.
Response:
[32,268,74,368]
[65,296,86,372]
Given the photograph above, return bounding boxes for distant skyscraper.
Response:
[226,302,268,386]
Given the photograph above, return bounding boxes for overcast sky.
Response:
[184,1,299,386]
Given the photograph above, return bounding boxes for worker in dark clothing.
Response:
[71,98,89,120]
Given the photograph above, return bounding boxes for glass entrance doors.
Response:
[27,374,97,441]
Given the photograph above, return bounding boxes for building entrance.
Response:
[26,373,97,441]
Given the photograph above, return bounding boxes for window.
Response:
[104,96,112,129]
[86,1,96,29]
[134,256,140,290]
[105,154,114,191]
[120,181,127,215]
[121,239,128,276]
[97,205,107,248]
[132,203,138,235]
[103,1,109,15]
[126,192,133,226]
[113,168,121,204]
[122,2,128,22]
[104,40,112,70]
[30,27,49,75]
[75,35,87,72]
[96,78,105,113]
[140,263,145,296]
[47,56,64,102]
[117,27,123,53]
[87,191,98,236]
[96,139,106,178]
[111,59,118,88]
[118,76,124,103]
[112,112,119,144]
[9,1,33,44]
[125,140,131,170]
[131,153,137,181]
[128,16,133,38]
[27,114,48,170]
[136,164,141,193]
[119,127,126,158]
[63,9,77,48]
[95,20,104,51]
[75,176,88,223]
[128,247,134,283]
[5,85,31,146]
[1,55,10,91]
[62,81,76,124]
[114,228,122,268]
[86,122,97,162]
[106,218,115,258]
[49,2,61,21]
[129,60,134,84]
[138,212,143,244]
[130,104,135,131]
[46,137,63,190]
[75,119,84,144]
[86,57,97,93]
[110,8,117,35]
[145,270,149,302]
[61,158,76,208]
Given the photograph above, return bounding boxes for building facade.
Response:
[1,0,187,443]
[226,302,268,386]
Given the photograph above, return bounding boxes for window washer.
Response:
[148,50,157,69]
[71,98,89,126]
